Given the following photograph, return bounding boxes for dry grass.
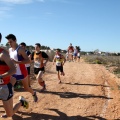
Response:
[83,55,120,78]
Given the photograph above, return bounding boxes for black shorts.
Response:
[26,67,30,75]
[34,67,45,75]
[56,66,63,72]
[0,83,13,101]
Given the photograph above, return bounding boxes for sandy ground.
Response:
[0,58,120,120]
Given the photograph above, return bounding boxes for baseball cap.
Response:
[5,34,16,40]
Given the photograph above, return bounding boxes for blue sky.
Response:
[0,0,120,52]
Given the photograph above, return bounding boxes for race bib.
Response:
[34,61,40,68]
[0,78,4,84]
[56,61,61,66]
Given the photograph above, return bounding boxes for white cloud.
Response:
[0,7,13,20]
[0,0,33,4]
[37,0,45,2]
[50,0,69,3]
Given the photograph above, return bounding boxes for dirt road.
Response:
[0,59,120,120]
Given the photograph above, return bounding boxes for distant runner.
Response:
[77,51,81,62]
[73,46,78,62]
[67,43,74,62]
[53,49,66,83]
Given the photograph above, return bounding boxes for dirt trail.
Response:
[0,59,120,120]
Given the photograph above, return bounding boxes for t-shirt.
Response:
[31,51,49,60]
[68,46,74,53]
[31,51,49,68]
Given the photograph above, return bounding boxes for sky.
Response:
[0,0,120,52]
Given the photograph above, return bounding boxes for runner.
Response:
[30,43,49,92]
[5,34,38,102]
[73,46,78,62]
[77,51,81,62]
[65,51,69,61]
[20,42,31,87]
[67,43,74,62]
[53,49,66,83]
[0,33,29,118]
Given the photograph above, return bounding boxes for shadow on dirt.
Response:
[64,82,110,87]
[39,90,113,99]
[12,108,106,120]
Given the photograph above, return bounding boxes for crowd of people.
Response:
[0,33,80,118]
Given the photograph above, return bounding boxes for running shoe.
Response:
[32,91,38,102]
[19,96,29,109]
[40,85,46,92]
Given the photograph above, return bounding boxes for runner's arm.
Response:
[53,55,56,65]
[0,50,16,78]
[62,55,66,65]
[42,52,49,66]
[39,54,44,68]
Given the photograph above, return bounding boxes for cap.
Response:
[5,34,16,40]
[0,33,2,42]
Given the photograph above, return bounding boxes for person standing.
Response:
[30,43,49,92]
[0,33,29,118]
[5,34,38,102]
[53,49,66,83]
[20,42,31,87]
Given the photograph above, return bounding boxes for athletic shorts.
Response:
[74,53,77,56]
[26,67,30,75]
[12,74,28,81]
[56,65,63,72]
[34,67,45,75]
[0,83,13,101]
[77,56,80,58]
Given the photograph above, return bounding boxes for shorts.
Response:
[78,56,80,58]
[34,67,45,75]
[74,53,77,56]
[12,74,28,81]
[26,67,30,75]
[56,65,63,72]
[0,83,13,101]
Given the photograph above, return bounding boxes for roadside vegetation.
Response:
[83,55,120,78]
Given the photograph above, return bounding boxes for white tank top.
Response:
[9,46,26,75]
